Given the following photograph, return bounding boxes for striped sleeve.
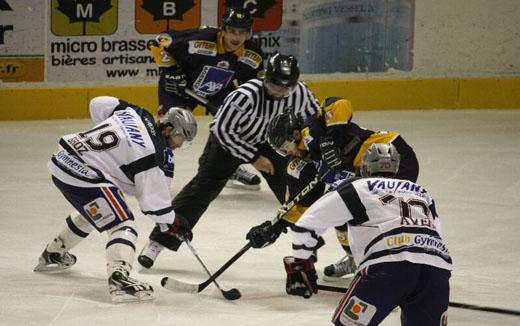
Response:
[213,89,260,162]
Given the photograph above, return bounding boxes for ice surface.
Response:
[1,110,519,325]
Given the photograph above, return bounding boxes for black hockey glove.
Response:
[246,220,288,249]
[160,66,188,97]
[283,256,318,299]
[158,214,193,242]
[320,137,343,171]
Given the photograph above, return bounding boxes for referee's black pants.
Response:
[149,132,288,251]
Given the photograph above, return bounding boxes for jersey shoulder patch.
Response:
[238,49,263,69]
[188,40,217,56]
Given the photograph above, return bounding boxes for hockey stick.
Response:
[183,238,241,300]
[185,89,219,115]
[317,284,520,317]
[161,168,332,295]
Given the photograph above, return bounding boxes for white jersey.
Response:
[48,96,176,225]
[293,177,452,272]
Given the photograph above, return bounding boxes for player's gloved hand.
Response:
[283,256,318,299]
[320,137,342,171]
[160,66,188,97]
[246,220,288,248]
[158,214,193,242]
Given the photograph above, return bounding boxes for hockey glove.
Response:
[158,214,193,242]
[160,66,188,97]
[283,256,318,299]
[246,220,288,249]
[320,137,343,171]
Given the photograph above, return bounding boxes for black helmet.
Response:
[264,53,300,88]
[222,8,253,30]
[267,112,302,156]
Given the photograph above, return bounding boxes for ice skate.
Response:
[108,269,154,302]
[137,240,164,269]
[226,166,261,191]
[323,255,356,282]
[33,248,77,272]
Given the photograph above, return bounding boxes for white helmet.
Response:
[159,107,198,142]
[360,143,400,177]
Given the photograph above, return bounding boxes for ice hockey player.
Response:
[33,96,196,302]
[150,7,264,190]
[138,53,320,270]
[246,97,419,281]
[284,143,452,325]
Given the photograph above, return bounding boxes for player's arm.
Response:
[150,31,188,98]
[89,96,121,124]
[133,164,192,240]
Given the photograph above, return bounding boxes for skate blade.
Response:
[225,180,261,191]
[322,273,355,283]
[111,290,154,303]
[33,262,73,272]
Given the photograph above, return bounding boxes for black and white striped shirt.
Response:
[211,79,319,162]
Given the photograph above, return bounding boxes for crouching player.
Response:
[34,96,196,302]
[283,143,452,325]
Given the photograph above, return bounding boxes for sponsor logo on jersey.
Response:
[114,110,146,148]
[287,158,307,179]
[188,40,217,56]
[366,179,426,194]
[193,65,235,96]
[413,234,449,255]
[84,198,116,229]
[54,149,101,180]
[339,296,377,325]
[238,49,262,69]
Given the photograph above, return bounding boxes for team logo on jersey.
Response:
[238,49,262,69]
[301,128,314,150]
[188,40,218,56]
[51,0,118,36]
[216,60,230,69]
[339,296,377,325]
[193,65,235,96]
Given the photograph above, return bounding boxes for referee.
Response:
[138,53,320,268]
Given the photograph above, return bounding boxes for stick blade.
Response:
[161,277,201,293]
[222,288,241,300]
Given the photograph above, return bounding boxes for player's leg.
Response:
[400,265,450,326]
[34,210,92,272]
[323,224,357,281]
[332,262,417,326]
[138,133,241,268]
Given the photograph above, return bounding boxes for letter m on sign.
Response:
[51,0,118,36]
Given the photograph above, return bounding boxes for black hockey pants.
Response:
[149,132,288,251]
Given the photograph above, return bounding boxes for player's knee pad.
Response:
[106,220,138,271]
